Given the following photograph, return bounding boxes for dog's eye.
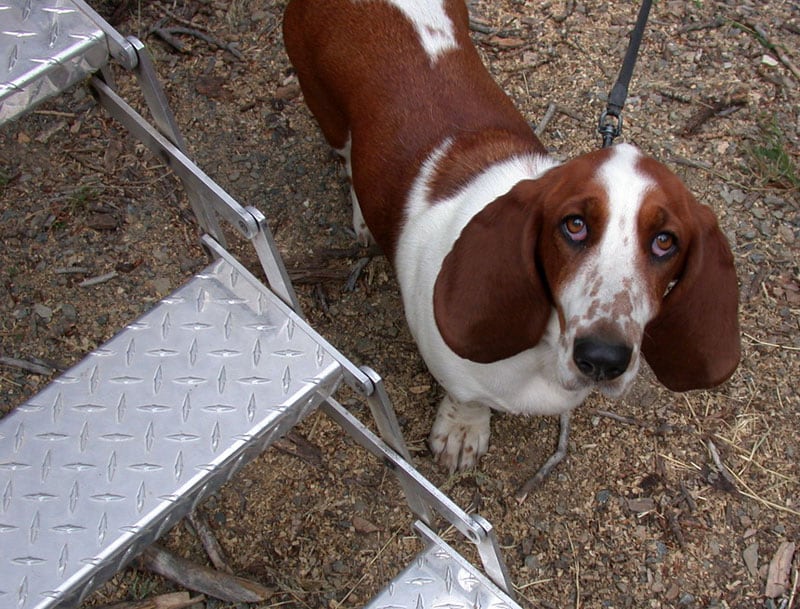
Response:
[652,232,677,258]
[562,216,588,242]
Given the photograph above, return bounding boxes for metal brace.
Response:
[320,397,516,598]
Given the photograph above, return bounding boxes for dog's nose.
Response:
[573,338,632,382]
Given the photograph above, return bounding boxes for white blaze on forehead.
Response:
[559,144,656,337]
[595,144,653,276]
[553,144,657,396]
[365,0,458,61]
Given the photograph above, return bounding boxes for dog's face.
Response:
[434,144,740,395]
[540,145,690,397]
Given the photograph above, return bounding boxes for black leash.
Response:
[598,0,653,148]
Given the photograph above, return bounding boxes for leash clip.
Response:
[598,110,623,148]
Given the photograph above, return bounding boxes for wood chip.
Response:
[765,541,796,597]
[352,515,381,535]
[626,498,656,513]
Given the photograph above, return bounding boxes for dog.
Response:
[282,0,740,493]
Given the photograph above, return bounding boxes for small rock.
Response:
[777,225,795,243]
[742,542,759,578]
[61,303,78,322]
[274,83,301,101]
[595,489,611,505]
[34,304,53,322]
[152,278,172,296]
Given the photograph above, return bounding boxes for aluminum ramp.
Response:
[0,1,523,607]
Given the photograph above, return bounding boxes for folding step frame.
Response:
[0,2,522,607]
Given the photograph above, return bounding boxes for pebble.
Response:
[61,303,78,322]
[595,489,612,505]
[34,304,53,322]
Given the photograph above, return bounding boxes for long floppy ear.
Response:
[433,180,551,363]
[642,204,740,391]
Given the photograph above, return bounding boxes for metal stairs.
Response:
[0,2,523,608]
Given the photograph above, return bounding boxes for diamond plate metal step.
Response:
[366,521,520,609]
[0,254,343,609]
[0,0,106,124]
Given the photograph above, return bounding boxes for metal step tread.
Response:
[366,522,522,609]
[0,255,343,609]
[0,0,110,124]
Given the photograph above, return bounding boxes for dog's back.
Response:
[283,0,543,256]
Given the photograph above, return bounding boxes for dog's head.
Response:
[433,144,740,395]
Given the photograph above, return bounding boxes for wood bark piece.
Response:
[187,511,233,574]
[765,541,796,598]
[92,591,204,609]
[139,545,274,603]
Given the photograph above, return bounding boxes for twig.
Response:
[743,332,800,351]
[680,94,748,136]
[534,102,558,136]
[551,0,575,23]
[152,27,187,53]
[0,374,23,387]
[594,409,651,428]
[565,527,581,609]
[186,512,233,574]
[139,544,274,603]
[288,266,350,284]
[80,271,118,287]
[0,356,53,375]
[667,511,687,549]
[731,20,800,81]
[678,481,697,513]
[335,528,402,607]
[345,257,371,291]
[162,26,243,60]
[706,439,740,493]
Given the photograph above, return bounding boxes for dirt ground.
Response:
[1,1,798,608]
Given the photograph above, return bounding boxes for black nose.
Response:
[573,338,632,382]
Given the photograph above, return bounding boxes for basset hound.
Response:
[282,0,741,494]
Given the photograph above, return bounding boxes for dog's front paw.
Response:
[429,395,491,472]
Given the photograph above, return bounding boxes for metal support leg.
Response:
[247,206,302,312]
[320,398,515,598]
[359,366,414,462]
[123,37,226,244]
[91,76,257,236]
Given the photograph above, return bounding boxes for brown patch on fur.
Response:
[428,130,546,202]
[284,0,541,261]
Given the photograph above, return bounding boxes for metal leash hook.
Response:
[598,109,623,149]
[597,0,652,148]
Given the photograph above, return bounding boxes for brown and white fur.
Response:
[282,0,740,492]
